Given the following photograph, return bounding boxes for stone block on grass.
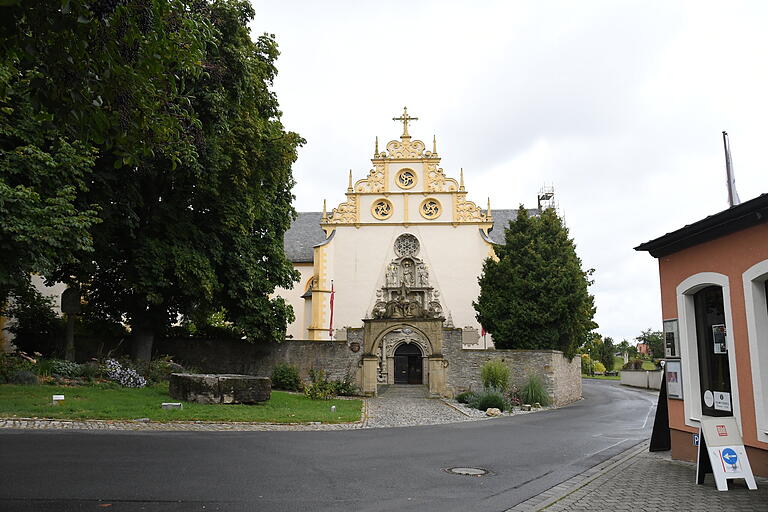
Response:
[169,373,271,404]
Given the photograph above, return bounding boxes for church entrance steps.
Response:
[376,384,428,399]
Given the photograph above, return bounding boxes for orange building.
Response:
[636,193,768,477]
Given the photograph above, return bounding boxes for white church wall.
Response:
[276,263,314,340]
[302,223,494,339]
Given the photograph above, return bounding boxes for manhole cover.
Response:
[445,467,488,476]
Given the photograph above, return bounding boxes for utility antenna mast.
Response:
[537,185,556,211]
[722,131,741,208]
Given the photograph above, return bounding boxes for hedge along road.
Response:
[0,380,656,512]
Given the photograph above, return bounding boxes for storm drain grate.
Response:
[444,467,489,477]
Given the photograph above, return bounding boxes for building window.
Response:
[396,168,417,190]
[676,272,740,430]
[371,198,393,220]
[693,285,731,417]
[743,259,768,443]
[419,198,441,219]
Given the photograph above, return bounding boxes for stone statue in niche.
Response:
[416,262,428,287]
[386,264,398,287]
[402,259,415,287]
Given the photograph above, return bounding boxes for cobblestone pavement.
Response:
[363,384,474,428]
[508,441,768,512]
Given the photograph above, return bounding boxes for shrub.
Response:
[131,356,184,384]
[304,368,335,400]
[80,362,101,382]
[330,370,357,396]
[48,359,83,378]
[580,354,594,375]
[11,370,39,385]
[469,387,506,411]
[3,283,64,356]
[104,359,147,388]
[456,391,477,404]
[520,375,550,406]
[622,358,644,370]
[480,360,510,391]
[271,363,302,391]
[592,361,606,374]
[506,385,523,408]
[0,352,35,383]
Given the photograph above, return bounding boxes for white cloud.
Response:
[251,0,768,341]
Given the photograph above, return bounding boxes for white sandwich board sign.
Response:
[696,416,757,491]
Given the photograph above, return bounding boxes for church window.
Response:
[372,198,393,220]
[420,198,441,219]
[396,168,417,190]
[394,234,420,257]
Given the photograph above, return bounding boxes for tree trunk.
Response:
[131,325,154,361]
[64,314,76,361]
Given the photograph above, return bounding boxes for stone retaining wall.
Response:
[156,337,360,382]
[156,328,581,405]
[443,328,581,406]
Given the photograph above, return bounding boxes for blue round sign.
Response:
[722,448,738,465]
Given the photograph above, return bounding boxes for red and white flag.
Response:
[328,281,335,337]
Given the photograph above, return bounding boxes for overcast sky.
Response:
[250,0,767,343]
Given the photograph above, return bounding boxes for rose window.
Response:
[396,169,417,189]
[372,198,393,220]
[394,234,420,257]
[420,198,441,219]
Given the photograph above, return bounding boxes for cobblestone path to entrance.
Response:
[363,384,473,428]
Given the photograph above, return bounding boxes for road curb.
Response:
[505,440,650,511]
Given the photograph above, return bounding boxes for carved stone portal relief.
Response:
[372,234,443,321]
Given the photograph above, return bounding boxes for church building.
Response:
[277,109,540,396]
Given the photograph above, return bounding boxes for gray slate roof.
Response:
[283,212,327,263]
[485,208,540,244]
[283,209,541,263]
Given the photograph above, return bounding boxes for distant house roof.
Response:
[283,208,541,263]
[634,193,768,258]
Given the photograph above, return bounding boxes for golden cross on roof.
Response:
[393,107,418,138]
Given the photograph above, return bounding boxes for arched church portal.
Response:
[376,327,431,386]
[394,343,423,384]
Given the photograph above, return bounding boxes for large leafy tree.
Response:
[474,206,596,358]
[3,1,301,359]
[1,0,208,296]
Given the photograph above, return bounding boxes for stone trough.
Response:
[169,373,271,404]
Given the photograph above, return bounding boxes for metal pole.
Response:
[722,131,735,207]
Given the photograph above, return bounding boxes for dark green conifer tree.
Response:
[474,206,596,358]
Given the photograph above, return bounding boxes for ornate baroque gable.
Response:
[321,108,493,228]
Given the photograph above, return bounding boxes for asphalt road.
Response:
[0,380,657,512]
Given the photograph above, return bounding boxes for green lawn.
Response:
[0,383,362,424]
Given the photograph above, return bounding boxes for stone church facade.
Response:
[275,110,579,399]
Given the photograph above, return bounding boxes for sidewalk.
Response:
[508,441,768,512]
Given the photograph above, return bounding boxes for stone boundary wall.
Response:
[155,336,361,382]
[155,328,581,405]
[442,328,581,406]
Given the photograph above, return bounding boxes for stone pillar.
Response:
[387,356,395,383]
[428,356,447,397]
[362,356,378,396]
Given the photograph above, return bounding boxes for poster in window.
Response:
[712,324,727,354]
[665,360,683,399]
